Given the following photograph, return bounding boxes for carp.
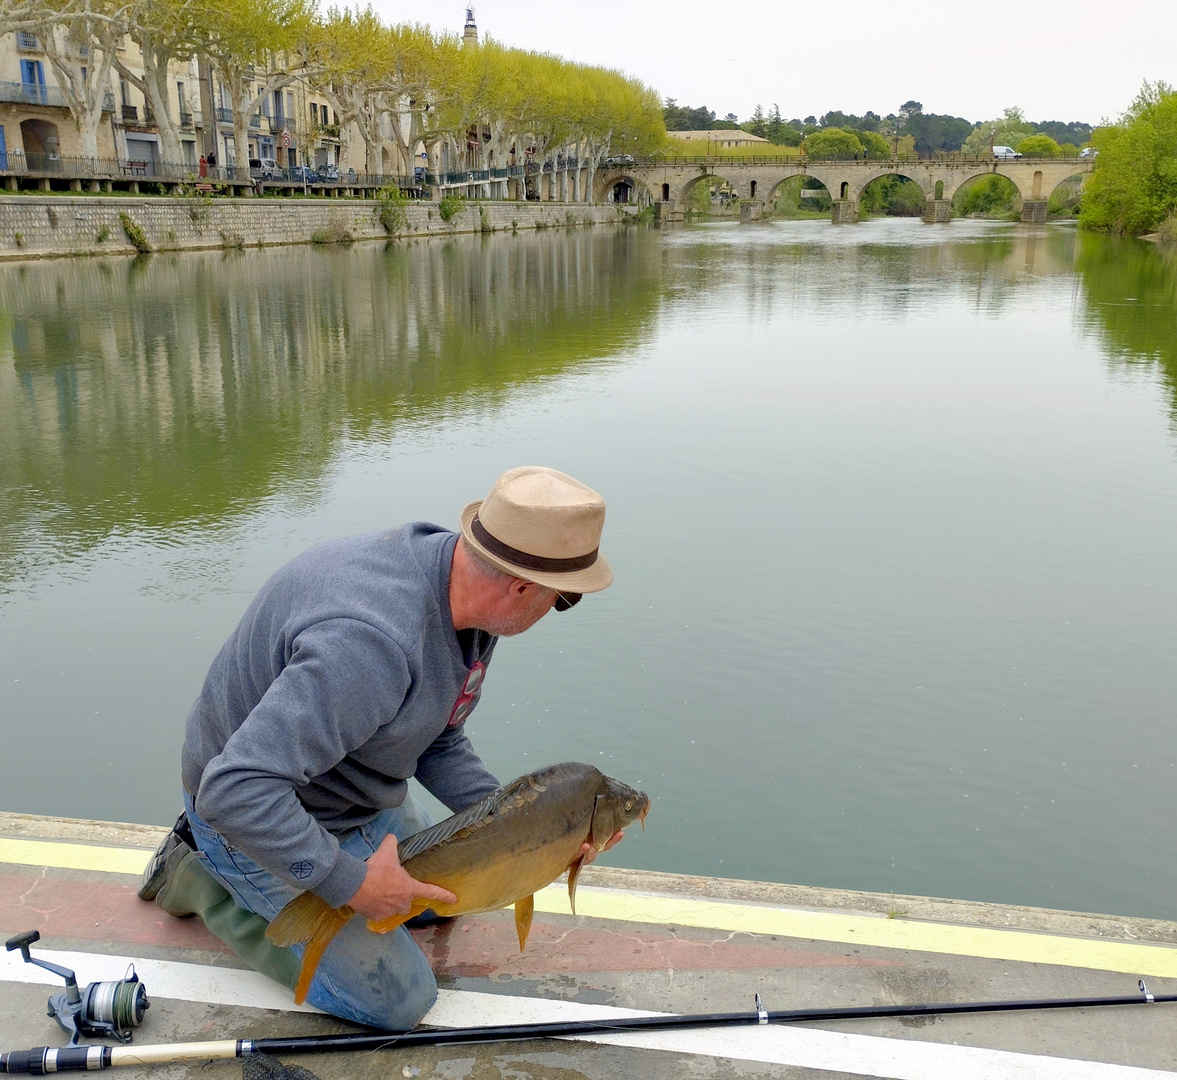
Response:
[266,762,649,1003]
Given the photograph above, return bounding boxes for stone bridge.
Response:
[595,157,1094,223]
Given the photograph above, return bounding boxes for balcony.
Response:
[121,104,137,121]
[249,114,260,128]
[269,115,295,134]
[0,81,67,108]
[179,111,194,130]
[216,107,232,124]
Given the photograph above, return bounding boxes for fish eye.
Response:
[625,800,632,810]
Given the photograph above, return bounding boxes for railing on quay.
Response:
[0,152,434,193]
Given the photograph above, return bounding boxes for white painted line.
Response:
[2,948,1173,1080]
[0,948,320,1014]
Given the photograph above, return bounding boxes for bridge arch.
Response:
[849,169,935,204]
[675,171,744,213]
[764,173,834,215]
[857,172,929,216]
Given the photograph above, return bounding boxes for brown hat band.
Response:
[472,515,599,574]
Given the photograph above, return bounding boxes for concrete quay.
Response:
[0,197,634,261]
[2,810,1176,1080]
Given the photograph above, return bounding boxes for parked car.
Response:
[991,145,1023,160]
[605,153,635,165]
[285,165,315,183]
[248,157,279,180]
[1079,147,1098,158]
[314,164,339,182]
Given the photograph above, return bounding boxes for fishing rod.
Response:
[3,983,1173,1074]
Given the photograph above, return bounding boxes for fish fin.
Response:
[266,893,353,1006]
[366,900,429,935]
[514,894,534,952]
[567,854,586,916]
[396,778,533,862]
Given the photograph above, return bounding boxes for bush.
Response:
[377,186,409,234]
[1017,134,1062,157]
[954,175,1019,218]
[439,193,464,223]
[119,211,151,253]
[1080,81,1177,234]
[803,127,862,159]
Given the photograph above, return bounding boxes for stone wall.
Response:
[0,196,632,260]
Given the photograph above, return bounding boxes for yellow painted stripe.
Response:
[0,837,151,876]
[8,834,1176,978]
[533,885,1177,979]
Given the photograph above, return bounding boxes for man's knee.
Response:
[305,925,438,1030]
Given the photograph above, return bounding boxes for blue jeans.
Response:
[184,792,438,1030]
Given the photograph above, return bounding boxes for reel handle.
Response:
[5,933,80,1003]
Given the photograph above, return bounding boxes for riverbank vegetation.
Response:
[1079,82,1177,236]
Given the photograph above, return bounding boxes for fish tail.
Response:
[266,892,353,1005]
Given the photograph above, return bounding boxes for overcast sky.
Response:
[361,0,1174,126]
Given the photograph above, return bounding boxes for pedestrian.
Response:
[206,151,216,168]
[139,467,617,1030]
[198,155,207,179]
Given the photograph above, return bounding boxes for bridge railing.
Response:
[619,154,1090,166]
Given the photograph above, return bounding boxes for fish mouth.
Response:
[639,799,649,832]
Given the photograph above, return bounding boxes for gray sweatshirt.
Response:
[181,524,500,908]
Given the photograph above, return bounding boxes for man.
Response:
[140,466,614,1029]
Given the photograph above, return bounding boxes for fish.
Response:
[266,762,649,1003]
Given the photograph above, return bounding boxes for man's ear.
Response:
[508,577,533,598]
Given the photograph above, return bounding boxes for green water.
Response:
[2,220,1176,919]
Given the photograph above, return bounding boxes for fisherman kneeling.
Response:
[140,467,617,1030]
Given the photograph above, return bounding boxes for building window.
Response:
[17,31,39,50]
[310,102,318,125]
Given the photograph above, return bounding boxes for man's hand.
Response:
[347,834,457,922]
[578,830,624,867]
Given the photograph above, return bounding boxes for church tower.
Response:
[462,6,478,48]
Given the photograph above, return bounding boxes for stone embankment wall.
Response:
[0,197,631,260]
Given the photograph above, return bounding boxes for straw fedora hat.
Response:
[460,467,613,593]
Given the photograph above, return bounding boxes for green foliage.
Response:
[953,175,1019,218]
[1080,82,1177,235]
[1017,134,1062,157]
[772,176,830,217]
[377,186,409,235]
[663,99,717,130]
[859,175,925,216]
[439,193,465,224]
[961,107,1035,153]
[95,223,111,244]
[855,130,893,159]
[309,224,353,245]
[118,212,151,253]
[803,127,862,158]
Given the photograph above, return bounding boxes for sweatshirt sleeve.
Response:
[414,723,500,812]
[194,618,409,908]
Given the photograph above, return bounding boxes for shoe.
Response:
[404,909,454,929]
[137,812,195,901]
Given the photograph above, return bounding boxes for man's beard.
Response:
[479,589,553,636]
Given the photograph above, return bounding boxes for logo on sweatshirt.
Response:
[290,860,315,880]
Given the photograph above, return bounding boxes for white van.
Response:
[992,145,1022,160]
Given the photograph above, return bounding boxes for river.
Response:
[2,218,1175,919]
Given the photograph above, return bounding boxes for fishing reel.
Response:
[5,931,149,1045]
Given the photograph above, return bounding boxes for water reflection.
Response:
[0,231,663,581]
[1074,232,1177,415]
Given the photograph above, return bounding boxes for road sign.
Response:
[281,131,290,148]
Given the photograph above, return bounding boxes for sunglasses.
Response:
[448,661,485,726]
[554,590,582,612]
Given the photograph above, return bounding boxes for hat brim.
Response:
[459,501,613,593]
